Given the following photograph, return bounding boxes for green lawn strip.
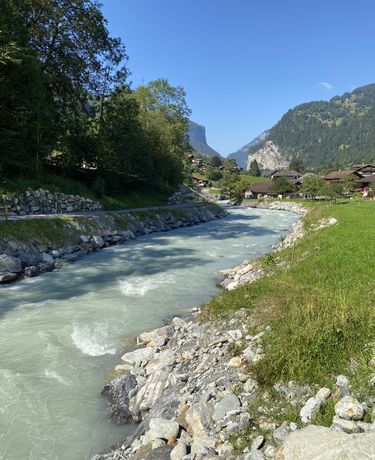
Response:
[202,201,375,393]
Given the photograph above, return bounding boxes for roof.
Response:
[323,170,363,180]
[360,175,375,183]
[352,163,375,170]
[272,170,301,178]
[248,182,273,194]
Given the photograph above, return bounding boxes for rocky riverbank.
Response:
[91,201,375,460]
[94,310,375,460]
[0,203,226,285]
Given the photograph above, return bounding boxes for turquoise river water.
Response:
[0,206,298,460]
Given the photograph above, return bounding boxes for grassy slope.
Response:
[203,201,375,395]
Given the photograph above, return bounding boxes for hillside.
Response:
[249,84,375,169]
[228,130,269,168]
[188,121,221,158]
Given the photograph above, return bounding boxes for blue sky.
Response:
[101,0,375,156]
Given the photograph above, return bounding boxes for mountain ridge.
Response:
[227,130,269,169]
[249,83,375,169]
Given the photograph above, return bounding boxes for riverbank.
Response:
[0,203,227,284]
[94,200,375,459]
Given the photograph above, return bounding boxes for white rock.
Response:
[336,375,349,387]
[121,346,155,366]
[300,397,322,424]
[243,378,258,393]
[213,392,241,422]
[277,425,375,460]
[227,329,243,341]
[316,387,331,402]
[170,441,187,459]
[334,395,364,420]
[151,438,166,449]
[228,356,243,368]
[147,417,179,440]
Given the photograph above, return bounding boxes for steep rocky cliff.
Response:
[247,140,289,171]
[188,121,221,158]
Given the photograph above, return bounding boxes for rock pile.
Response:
[5,188,103,215]
[95,311,375,460]
[94,309,271,460]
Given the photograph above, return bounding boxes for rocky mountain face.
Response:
[247,140,289,171]
[228,130,269,169]
[188,121,221,158]
[249,84,375,169]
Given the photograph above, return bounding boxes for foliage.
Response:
[205,166,223,181]
[300,176,324,199]
[0,2,190,198]
[248,159,261,177]
[270,177,296,194]
[249,84,375,168]
[210,155,222,168]
[289,156,305,173]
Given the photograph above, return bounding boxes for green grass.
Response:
[239,175,270,188]
[202,200,375,391]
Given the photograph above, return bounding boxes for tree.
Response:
[300,176,324,199]
[249,159,261,176]
[223,158,239,173]
[271,177,296,194]
[289,156,304,173]
[210,155,222,168]
[205,166,222,181]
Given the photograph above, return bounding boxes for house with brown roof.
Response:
[322,170,363,183]
[244,181,276,198]
[352,163,375,175]
[270,170,301,181]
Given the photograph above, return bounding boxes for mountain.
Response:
[188,121,221,158]
[249,84,375,169]
[247,140,289,171]
[228,130,269,169]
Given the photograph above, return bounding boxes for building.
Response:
[352,163,375,175]
[270,170,302,181]
[322,170,363,183]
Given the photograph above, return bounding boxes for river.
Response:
[0,206,298,460]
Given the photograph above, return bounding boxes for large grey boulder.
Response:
[101,373,137,424]
[275,425,375,459]
[213,392,241,422]
[0,254,22,274]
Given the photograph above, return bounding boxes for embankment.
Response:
[0,203,227,284]
[93,200,375,460]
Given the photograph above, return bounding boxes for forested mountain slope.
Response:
[249,84,375,169]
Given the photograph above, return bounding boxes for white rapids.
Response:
[0,206,298,459]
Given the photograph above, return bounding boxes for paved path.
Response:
[0,201,211,222]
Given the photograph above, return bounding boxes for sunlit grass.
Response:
[203,201,375,390]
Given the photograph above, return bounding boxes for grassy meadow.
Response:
[202,200,375,397]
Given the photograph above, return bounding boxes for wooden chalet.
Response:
[322,170,363,183]
[352,163,375,175]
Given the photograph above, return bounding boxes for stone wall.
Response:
[6,188,103,216]
[0,203,227,284]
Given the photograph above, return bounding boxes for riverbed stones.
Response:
[0,254,22,274]
[101,373,137,424]
[121,347,156,367]
[213,392,241,422]
[147,417,179,441]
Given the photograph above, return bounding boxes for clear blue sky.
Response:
[101,0,375,156]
